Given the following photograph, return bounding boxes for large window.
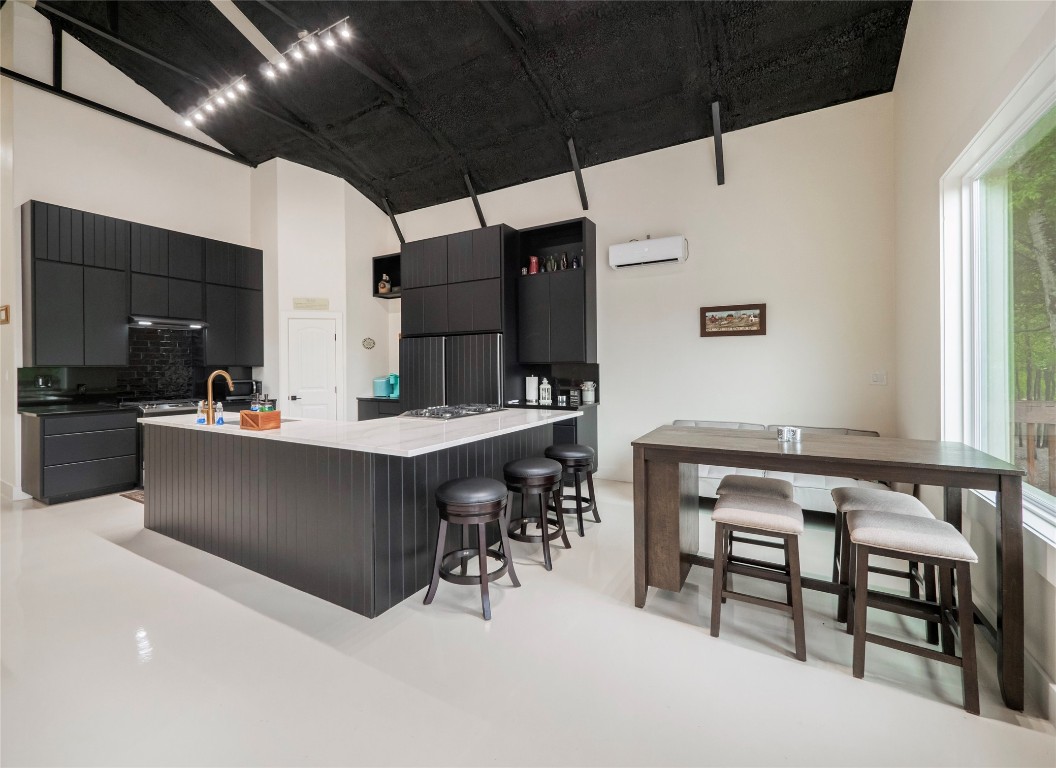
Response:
[944,50,1056,534]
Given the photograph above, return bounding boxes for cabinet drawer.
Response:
[43,411,138,436]
[378,401,403,416]
[44,428,136,467]
[553,422,577,446]
[43,455,137,498]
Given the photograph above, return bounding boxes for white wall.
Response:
[344,182,399,405]
[394,94,898,481]
[893,0,1056,718]
[0,2,252,500]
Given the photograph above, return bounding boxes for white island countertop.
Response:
[140,408,581,457]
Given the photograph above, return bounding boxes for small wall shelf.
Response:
[372,252,401,299]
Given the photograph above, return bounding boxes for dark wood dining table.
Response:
[631,425,1026,711]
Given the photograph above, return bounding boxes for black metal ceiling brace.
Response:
[383,198,405,245]
[51,19,62,90]
[464,174,487,228]
[712,101,725,186]
[567,138,588,211]
[0,67,256,166]
[37,1,211,88]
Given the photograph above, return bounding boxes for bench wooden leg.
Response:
[956,562,980,715]
[710,523,726,638]
[852,545,869,678]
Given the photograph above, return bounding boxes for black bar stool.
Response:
[424,477,519,621]
[504,457,569,570]
[544,443,600,537]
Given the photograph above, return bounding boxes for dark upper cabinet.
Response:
[402,235,447,288]
[168,233,203,281]
[238,247,264,290]
[423,285,449,334]
[204,239,236,285]
[168,278,203,320]
[446,231,472,282]
[83,267,128,365]
[81,213,128,271]
[516,275,550,363]
[30,260,84,366]
[548,270,587,362]
[205,240,262,289]
[445,333,502,405]
[203,284,262,366]
[131,223,168,275]
[400,285,449,336]
[204,284,237,365]
[130,273,168,316]
[235,288,264,365]
[518,270,591,363]
[470,226,502,280]
[448,279,500,334]
[401,288,425,336]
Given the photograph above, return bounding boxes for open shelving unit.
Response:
[372,253,401,299]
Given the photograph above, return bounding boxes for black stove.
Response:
[400,404,506,420]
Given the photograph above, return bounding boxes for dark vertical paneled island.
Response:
[142,410,578,617]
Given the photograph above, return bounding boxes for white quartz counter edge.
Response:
[140,409,582,457]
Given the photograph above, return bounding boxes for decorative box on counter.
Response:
[240,410,282,431]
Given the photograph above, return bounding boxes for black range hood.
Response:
[128,315,208,330]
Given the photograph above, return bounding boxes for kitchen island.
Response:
[142,409,579,617]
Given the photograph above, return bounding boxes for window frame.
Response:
[941,47,1056,542]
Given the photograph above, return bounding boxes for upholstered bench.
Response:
[673,420,887,513]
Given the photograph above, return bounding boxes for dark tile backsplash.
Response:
[19,328,204,403]
[117,328,202,399]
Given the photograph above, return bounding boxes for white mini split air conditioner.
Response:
[608,235,688,269]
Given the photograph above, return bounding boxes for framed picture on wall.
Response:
[700,303,766,337]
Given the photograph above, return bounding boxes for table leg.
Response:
[997,474,1024,711]
[633,445,648,608]
[943,486,963,530]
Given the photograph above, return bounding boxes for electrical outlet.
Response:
[870,370,888,386]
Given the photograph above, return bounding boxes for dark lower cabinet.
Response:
[21,410,139,504]
[84,267,129,365]
[30,260,84,366]
[551,404,599,470]
[357,398,402,421]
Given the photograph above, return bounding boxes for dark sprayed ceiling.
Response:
[34,1,911,214]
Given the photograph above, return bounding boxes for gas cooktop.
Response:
[123,399,199,413]
[400,404,506,420]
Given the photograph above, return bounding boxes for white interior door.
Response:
[286,317,337,419]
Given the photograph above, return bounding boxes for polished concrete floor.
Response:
[2,480,1054,767]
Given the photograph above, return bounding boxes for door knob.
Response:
[289,395,300,401]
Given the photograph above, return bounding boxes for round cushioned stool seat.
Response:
[847,509,977,562]
[436,477,508,507]
[544,443,595,462]
[712,494,805,535]
[832,487,932,518]
[505,457,563,479]
[717,475,793,501]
